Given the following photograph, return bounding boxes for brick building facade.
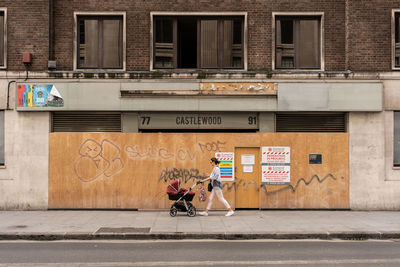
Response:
[0,0,398,210]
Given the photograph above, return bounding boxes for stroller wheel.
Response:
[169,207,178,217]
[187,206,196,217]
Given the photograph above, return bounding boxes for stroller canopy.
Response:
[166,179,181,196]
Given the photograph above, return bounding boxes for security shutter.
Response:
[52,112,122,132]
[276,113,346,132]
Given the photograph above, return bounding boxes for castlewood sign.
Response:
[139,113,258,129]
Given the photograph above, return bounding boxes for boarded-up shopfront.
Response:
[49,132,349,210]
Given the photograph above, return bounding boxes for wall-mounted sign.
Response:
[261,146,291,185]
[243,165,253,173]
[139,113,258,130]
[262,146,290,165]
[17,84,64,108]
[241,154,255,165]
[309,154,322,164]
[262,166,290,184]
[215,152,234,181]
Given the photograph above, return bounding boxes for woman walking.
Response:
[199,157,234,216]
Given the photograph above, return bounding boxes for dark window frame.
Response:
[152,14,246,70]
[74,12,125,71]
[273,13,324,70]
[392,10,400,69]
[394,111,400,167]
[0,8,7,69]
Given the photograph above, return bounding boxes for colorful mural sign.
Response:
[261,146,291,185]
[215,152,234,181]
[17,84,64,108]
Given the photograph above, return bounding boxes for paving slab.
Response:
[0,210,399,240]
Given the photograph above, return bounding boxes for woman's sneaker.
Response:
[225,210,234,217]
[199,211,208,216]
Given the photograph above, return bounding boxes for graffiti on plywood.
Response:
[74,139,124,182]
[260,174,341,195]
[158,167,208,184]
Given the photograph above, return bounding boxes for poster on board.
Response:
[261,146,291,185]
[215,152,234,181]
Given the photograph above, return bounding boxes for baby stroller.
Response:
[167,179,199,217]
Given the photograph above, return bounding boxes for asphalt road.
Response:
[0,240,400,266]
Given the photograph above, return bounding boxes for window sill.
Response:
[74,69,126,72]
[393,167,400,170]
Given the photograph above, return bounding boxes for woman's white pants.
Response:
[206,188,231,210]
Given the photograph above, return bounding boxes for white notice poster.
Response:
[262,165,291,184]
[243,165,253,173]
[261,146,291,185]
[261,147,290,164]
[241,154,255,165]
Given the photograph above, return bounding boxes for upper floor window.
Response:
[152,13,246,70]
[392,11,400,69]
[0,8,6,69]
[74,12,125,70]
[274,14,323,70]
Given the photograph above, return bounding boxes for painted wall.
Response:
[0,110,49,209]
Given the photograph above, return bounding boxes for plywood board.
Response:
[49,132,349,210]
[259,133,349,209]
[49,133,235,210]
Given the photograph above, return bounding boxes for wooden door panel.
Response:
[235,147,260,209]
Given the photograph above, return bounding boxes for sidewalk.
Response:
[0,210,399,241]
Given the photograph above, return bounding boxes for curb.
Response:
[0,232,399,241]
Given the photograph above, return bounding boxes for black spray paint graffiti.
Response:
[159,167,208,184]
[260,174,340,195]
[160,173,340,195]
[74,139,124,182]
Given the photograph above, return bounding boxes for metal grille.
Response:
[52,112,122,132]
[276,113,346,132]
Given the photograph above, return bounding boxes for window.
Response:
[393,11,400,68]
[0,8,6,68]
[75,13,125,70]
[0,111,4,166]
[152,14,245,69]
[274,14,322,69]
[395,111,400,167]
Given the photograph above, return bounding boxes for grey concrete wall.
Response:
[259,112,275,132]
[349,111,400,210]
[278,82,383,112]
[0,110,49,209]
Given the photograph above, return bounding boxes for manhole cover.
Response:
[96,227,151,233]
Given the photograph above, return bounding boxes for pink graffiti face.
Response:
[79,140,102,158]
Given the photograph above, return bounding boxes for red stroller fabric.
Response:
[167,179,195,201]
[166,179,181,196]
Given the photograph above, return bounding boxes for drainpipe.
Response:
[48,0,55,69]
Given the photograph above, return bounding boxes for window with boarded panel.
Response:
[276,113,346,132]
[275,16,321,69]
[0,10,5,67]
[52,112,122,132]
[394,111,400,167]
[77,15,123,69]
